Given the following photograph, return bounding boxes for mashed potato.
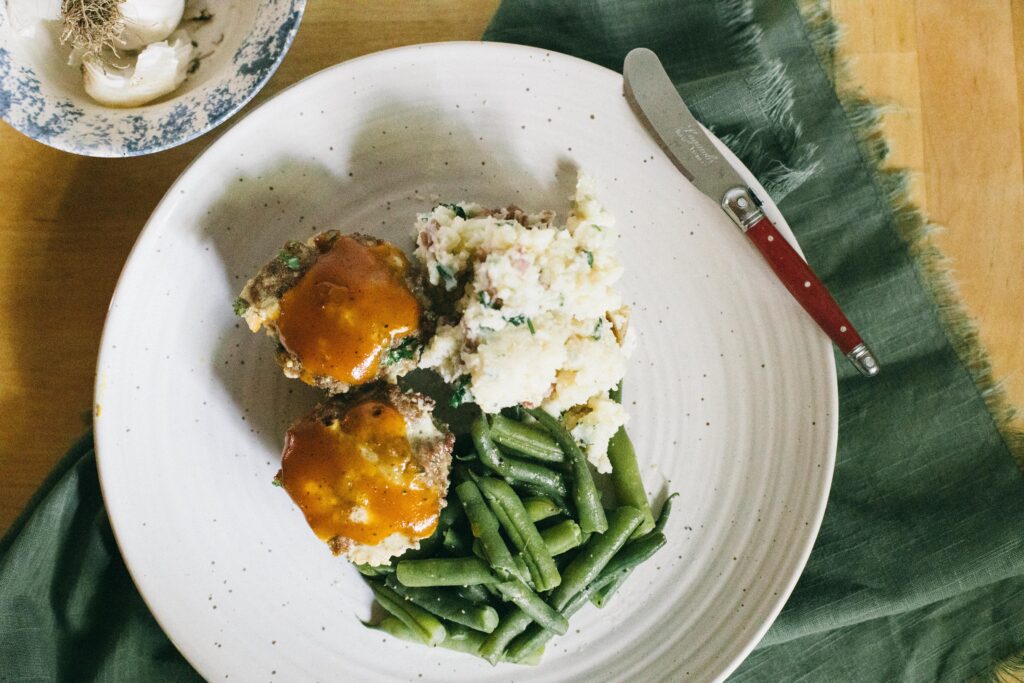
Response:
[415,175,633,472]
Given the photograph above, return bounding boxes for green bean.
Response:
[355,563,393,577]
[523,496,560,523]
[439,500,465,529]
[652,492,678,536]
[385,575,499,633]
[369,582,446,646]
[442,525,473,555]
[480,608,534,665]
[471,415,569,504]
[598,529,668,577]
[548,506,642,610]
[371,615,468,652]
[372,617,544,664]
[507,532,668,662]
[369,616,425,644]
[474,538,532,588]
[489,415,565,463]
[490,509,540,587]
[519,644,544,665]
[474,479,522,547]
[494,579,568,635]
[455,583,492,605]
[501,404,526,421]
[369,615,419,641]
[512,483,570,513]
[607,427,656,537]
[466,468,524,533]
[396,557,497,587]
[371,615,482,654]
[438,622,491,656]
[540,519,583,556]
[606,383,654,537]
[576,531,667,610]
[513,554,533,587]
[526,408,608,535]
[591,531,669,608]
[476,476,561,592]
[514,644,543,665]
[593,495,676,607]
[455,480,521,581]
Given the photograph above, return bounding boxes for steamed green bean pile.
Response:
[359,406,671,666]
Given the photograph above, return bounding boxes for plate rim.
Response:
[93,40,839,681]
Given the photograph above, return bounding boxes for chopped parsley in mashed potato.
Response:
[414,175,634,473]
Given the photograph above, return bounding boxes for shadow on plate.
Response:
[202,95,580,467]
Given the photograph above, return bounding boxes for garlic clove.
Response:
[115,0,186,51]
[83,29,194,108]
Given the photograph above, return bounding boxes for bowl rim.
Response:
[0,0,307,157]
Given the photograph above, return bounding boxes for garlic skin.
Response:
[83,30,194,108]
[8,0,62,36]
[115,0,186,51]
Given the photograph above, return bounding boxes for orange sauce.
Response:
[280,400,440,547]
[276,236,420,385]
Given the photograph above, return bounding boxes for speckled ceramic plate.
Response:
[0,0,304,156]
[94,42,838,682]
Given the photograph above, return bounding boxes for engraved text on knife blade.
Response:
[674,123,717,167]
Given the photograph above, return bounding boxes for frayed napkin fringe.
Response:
[799,0,1024,468]
[714,0,822,200]
[798,0,1024,674]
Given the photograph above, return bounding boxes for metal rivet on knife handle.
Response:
[721,187,764,231]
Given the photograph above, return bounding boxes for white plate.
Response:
[95,42,837,682]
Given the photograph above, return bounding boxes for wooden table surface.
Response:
[1,0,1021,535]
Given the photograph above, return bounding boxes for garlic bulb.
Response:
[83,29,193,108]
[115,0,186,51]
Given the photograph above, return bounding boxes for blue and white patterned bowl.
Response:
[0,0,305,156]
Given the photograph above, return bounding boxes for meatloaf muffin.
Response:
[235,231,427,393]
[276,385,454,565]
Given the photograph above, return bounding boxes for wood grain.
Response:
[1,0,1021,535]
[831,0,1024,431]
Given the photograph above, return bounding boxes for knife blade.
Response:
[623,47,878,377]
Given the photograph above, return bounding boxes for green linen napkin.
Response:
[3,1,1023,680]
[0,433,197,681]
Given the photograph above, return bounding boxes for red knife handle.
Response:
[720,187,878,376]
[746,215,877,365]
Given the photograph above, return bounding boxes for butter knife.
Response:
[623,47,878,377]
